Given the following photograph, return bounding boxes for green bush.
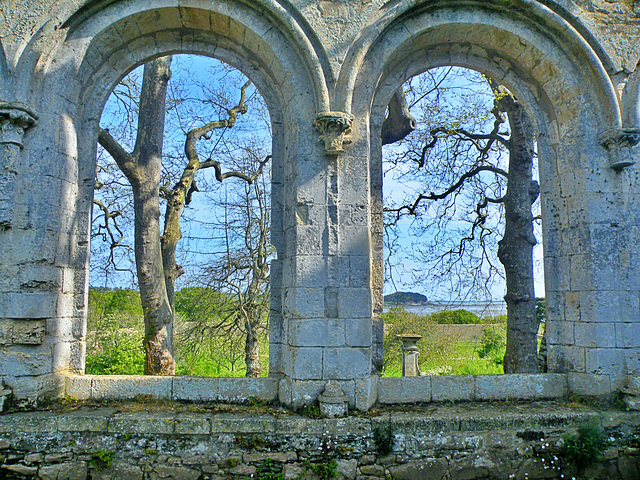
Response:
[430,309,480,324]
[477,327,505,366]
[563,424,609,467]
[85,320,145,375]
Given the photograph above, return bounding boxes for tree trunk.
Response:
[99,56,175,375]
[244,316,261,377]
[497,93,539,374]
[132,56,175,375]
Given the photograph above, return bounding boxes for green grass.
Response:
[86,305,510,378]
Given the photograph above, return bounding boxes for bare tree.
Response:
[98,56,176,374]
[94,55,272,376]
[383,68,541,372]
[179,147,272,377]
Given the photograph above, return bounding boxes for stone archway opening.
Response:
[87,53,274,379]
[380,66,546,378]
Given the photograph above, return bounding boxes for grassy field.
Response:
[86,289,531,377]
[381,308,508,376]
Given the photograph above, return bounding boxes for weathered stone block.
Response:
[288,318,345,347]
[3,373,64,401]
[546,320,575,345]
[547,345,586,372]
[92,376,172,400]
[211,414,275,434]
[616,323,640,348]
[0,345,53,376]
[568,372,612,396]
[0,320,12,345]
[348,255,369,288]
[58,410,108,432]
[284,287,325,318]
[585,348,627,377]
[91,463,143,480]
[378,377,431,404]
[345,317,371,347]
[151,465,200,480]
[65,374,91,400]
[174,413,211,435]
[0,292,56,319]
[172,376,219,401]
[432,375,475,402]
[337,288,371,319]
[286,346,323,380]
[388,458,448,480]
[12,319,45,344]
[475,374,567,401]
[216,377,279,403]
[574,321,616,347]
[355,375,377,411]
[278,378,325,409]
[0,411,57,433]
[323,347,371,379]
[109,412,175,435]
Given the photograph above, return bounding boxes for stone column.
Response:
[0,102,38,229]
[278,111,376,410]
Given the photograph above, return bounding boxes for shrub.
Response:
[563,424,609,467]
[477,327,505,366]
[430,309,480,324]
[85,315,145,375]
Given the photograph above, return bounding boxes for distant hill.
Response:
[384,291,428,304]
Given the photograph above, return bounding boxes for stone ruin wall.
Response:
[0,0,640,409]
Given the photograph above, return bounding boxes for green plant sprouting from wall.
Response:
[563,424,609,468]
[373,423,395,456]
[305,459,337,480]
[89,450,114,470]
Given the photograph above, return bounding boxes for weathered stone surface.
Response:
[388,458,448,480]
[91,463,143,480]
[2,0,640,408]
[92,376,172,401]
[1,463,38,476]
[431,375,474,402]
[378,377,431,404]
[39,462,87,480]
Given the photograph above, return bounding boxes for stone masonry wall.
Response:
[1,401,640,480]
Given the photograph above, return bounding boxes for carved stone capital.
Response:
[599,128,640,170]
[0,102,39,149]
[315,111,354,155]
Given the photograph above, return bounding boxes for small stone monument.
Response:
[318,381,349,418]
[397,334,423,376]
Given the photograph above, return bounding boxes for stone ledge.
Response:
[0,401,630,437]
[65,375,279,403]
[378,373,568,404]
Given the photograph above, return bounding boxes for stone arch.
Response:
[18,0,326,377]
[348,2,633,391]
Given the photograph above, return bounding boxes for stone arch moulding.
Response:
[1,0,337,405]
[347,1,637,401]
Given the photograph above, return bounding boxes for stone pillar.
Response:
[0,102,61,405]
[0,102,38,229]
[278,111,376,411]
